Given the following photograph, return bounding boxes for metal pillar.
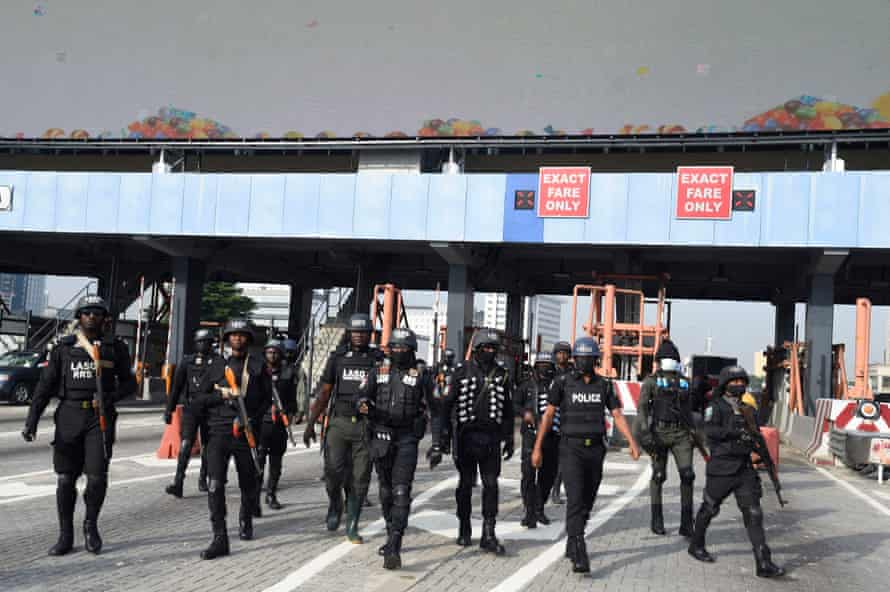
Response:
[287,284,313,338]
[446,264,474,357]
[169,257,205,363]
[805,274,834,415]
[505,292,523,341]
[774,301,795,348]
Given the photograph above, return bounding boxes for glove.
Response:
[427,445,443,470]
[303,421,317,448]
[21,428,35,442]
[502,439,514,461]
[294,413,305,425]
[163,410,173,425]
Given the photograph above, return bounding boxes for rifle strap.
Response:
[241,354,251,396]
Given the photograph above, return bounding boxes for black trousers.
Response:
[373,428,419,533]
[258,420,288,490]
[520,429,559,514]
[560,436,606,537]
[206,431,259,528]
[455,428,501,521]
[179,404,208,480]
[695,466,766,549]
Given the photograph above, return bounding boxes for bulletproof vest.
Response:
[61,339,117,400]
[454,362,508,427]
[651,372,691,423]
[186,353,216,402]
[334,350,376,403]
[531,377,560,433]
[375,365,424,427]
[559,372,610,437]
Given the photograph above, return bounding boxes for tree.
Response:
[200,282,256,323]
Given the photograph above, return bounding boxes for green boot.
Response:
[345,495,364,544]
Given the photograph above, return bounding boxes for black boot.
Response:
[678,504,695,539]
[570,536,590,573]
[520,508,537,529]
[253,485,263,518]
[379,525,392,556]
[754,545,785,578]
[650,503,666,535]
[266,466,282,510]
[266,491,282,510]
[239,517,254,541]
[326,491,343,531]
[565,536,574,559]
[345,495,364,544]
[49,475,76,556]
[201,524,230,560]
[383,531,403,570]
[688,503,716,562]
[83,520,103,554]
[457,519,472,546]
[198,446,208,492]
[536,508,551,526]
[479,519,505,555]
[165,440,191,498]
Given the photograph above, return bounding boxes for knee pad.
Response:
[679,467,695,485]
[651,469,667,485]
[84,473,107,488]
[393,484,412,508]
[379,484,393,503]
[57,473,77,488]
[742,504,764,524]
[208,479,225,494]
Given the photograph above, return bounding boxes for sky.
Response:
[45,276,890,374]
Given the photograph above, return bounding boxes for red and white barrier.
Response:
[806,398,890,463]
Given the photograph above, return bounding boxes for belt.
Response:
[656,420,682,428]
[562,434,604,447]
[334,399,359,417]
[61,399,95,410]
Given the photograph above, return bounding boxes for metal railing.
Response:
[289,288,354,398]
[27,280,97,351]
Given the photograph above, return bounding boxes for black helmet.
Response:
[75,295,109,317]
[572,337,601,358]
[552,341,572,355]
[471,328,501,350]
[444,348,456,362]
[193,328,214,343]
[263,339,284,353]
[222,318,255,343]
[534,351,554,366]
[389,328,418,351]
[718,365,749,389]
[655,339,680,361]
[282,338,298,354]
[347,313,373,333]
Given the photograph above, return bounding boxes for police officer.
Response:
[192,319,272,559]
[164,328,218,497]
[440,328,514,555]
[258,339,298,510]
[22,295,136,556]
[283,338,308,425]
[357,328,441,570]
[516,351,559,529]
[634,339,697,537]
[549,340,573,505]
[433,348,457,454]
[688,366,785,578]
[532,337,640,573]
[303,313,381,543]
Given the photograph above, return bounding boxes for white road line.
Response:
[0,417,162,439]
[262,475,460,592]
[874,490,890,502]
[488,466,651,592]
[815,466,890,518]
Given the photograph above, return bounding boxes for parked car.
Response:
[0,350,48,405]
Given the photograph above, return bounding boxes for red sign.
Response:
[537,166,590,218]
[675,166,734,219]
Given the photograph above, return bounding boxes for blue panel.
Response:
[503,174,542,243]
[55,174,89,233]
[248,175,286,236]
[626,174,672,244]
[465,175,505,242]
[86,174,121,233]
[585,174,628,243]
[389,175,429,241]
[427,175,467,241]
[808,173,860,246]
[0,172,29,230]
[182,175,219,235]
[543,216,585,243]
[22,173,56,231]
[282,175,321,236]
[858,173,890,248]
[762,174,809,246]
[117,174,152,234]
[713,173,763,246]
[215,175,252,236]
[353,174,392,239]
[149,174,184,234]
[317,175,356,237]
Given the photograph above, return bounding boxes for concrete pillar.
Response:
[446,264,474,357]
[505,292,523,340]
[774,301,796,347]
[805,275,834,415]
[169,257,205,362]
[287,285,313,338]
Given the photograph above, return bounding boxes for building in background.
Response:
[482,293,508,331]
[530,296,563,353]
[0,274,47,316]
[403,305,438,362]
[238,283,290,330]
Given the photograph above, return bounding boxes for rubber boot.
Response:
[83,520,103,554]
[479,519,505,555]
[754,545,786,578]
[571,536,590,573]
[650,503,666,536]
[345,495,364,544]
[383,531,403,570]
[48,475,76,556]
[201,523,230,560]
[457,519,472,546]
[326,491,343,531]
[520,507,537,529]
[378,525,392,556]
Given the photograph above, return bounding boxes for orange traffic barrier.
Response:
[760,426,780,467]
[156,405,201,459]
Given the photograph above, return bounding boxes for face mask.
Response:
[475,349,496,366]
[726,384,746,397]
[659,359,680,373]
[575,357,596,375]
[390,350,414,368]
[536,366,555,382]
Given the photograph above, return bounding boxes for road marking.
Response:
[488,466,650,592]
[0,417,162,439]
[815,466,890,518]
[874,490,890,502]
[262,475,460,592]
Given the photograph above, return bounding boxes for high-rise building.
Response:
[0,274,47,316]
[529,295,563,353]
[238,283,291,330]
[482,293,508,330]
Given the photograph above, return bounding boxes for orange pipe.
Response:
[602,284,616,377]
[852,298,873,400]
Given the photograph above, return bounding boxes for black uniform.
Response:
[516,374,560,524]
[25,332,135,553]
[166,351,218,491]
[548,370,621,538]
[192,354,272,540]
[258,363,297,501]
[549,363,573,503]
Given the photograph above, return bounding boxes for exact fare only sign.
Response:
[675,166,734,220]
[537,167,590,218]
